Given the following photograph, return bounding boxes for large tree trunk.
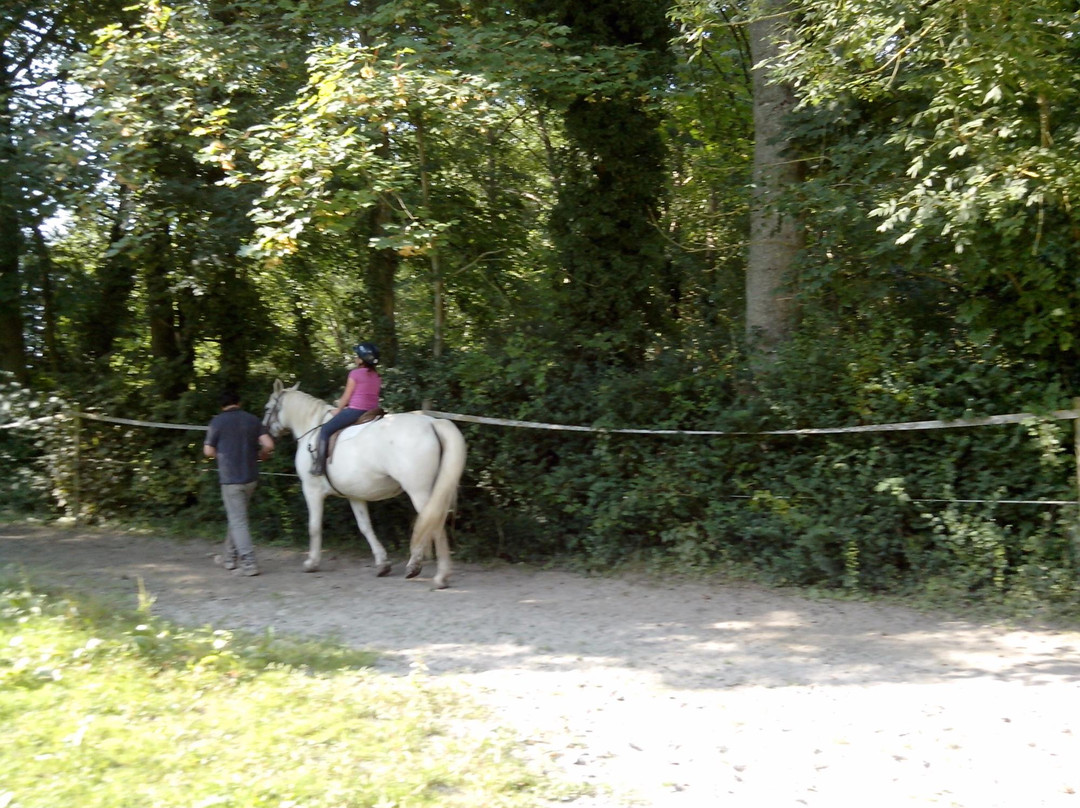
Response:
[144,223,192,400]
[519,0,673,368]
[216,261,253,391]
[363,196,400,367]
[83,186,136,362]
[746,0,804,362]
[0,50,26,382]
[553,94,670,362]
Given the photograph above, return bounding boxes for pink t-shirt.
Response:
[346,366,381,410]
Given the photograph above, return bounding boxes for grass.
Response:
[0,578,583,808]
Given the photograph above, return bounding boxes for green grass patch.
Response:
[0,579,582,808]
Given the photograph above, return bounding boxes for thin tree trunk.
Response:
[31,225,60,373]
[413,110,444,360]
[746,0,804,362]
[363,198,400,367]
[217,262,251,391]
[290,286,320,389]
[0,50,26,381]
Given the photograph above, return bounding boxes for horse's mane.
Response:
[283,387,332,427]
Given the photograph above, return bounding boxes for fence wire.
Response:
[4,403,1080,507]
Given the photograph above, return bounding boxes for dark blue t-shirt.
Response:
[205,409,267,485]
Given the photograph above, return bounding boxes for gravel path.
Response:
[4,523,1080,807]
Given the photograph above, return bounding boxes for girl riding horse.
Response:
[312,341,381,476]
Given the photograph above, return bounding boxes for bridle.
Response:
[263,389,327,443]
[264,388,343,491]
[263,391,287,437]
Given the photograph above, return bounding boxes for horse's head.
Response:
[263,379,300,437]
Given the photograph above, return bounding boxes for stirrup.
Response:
[311,445,326,476]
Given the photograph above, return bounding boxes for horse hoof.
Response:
[404,562,421,579]
[433,577,449,590]
[303,559,320,572]
[375,563,392,577]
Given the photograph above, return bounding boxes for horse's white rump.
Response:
[263,380,466,588]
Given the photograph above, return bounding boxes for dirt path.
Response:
[4,523,1080,807]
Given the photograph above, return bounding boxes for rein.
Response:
[296,424,323,442]
[266,389,331,443]
[269,390,347,495]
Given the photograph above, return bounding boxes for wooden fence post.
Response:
[72,411,81,524]
[1073,397,1080,563]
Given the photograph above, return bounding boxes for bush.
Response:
[7,322,1080,614]
[400,326,1080,609]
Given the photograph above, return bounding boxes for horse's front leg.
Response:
[349,499,391,577]
[302,484,327,572]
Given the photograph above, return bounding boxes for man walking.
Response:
[204,390,275,576]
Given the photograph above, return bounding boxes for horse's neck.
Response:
[286,392,331,433]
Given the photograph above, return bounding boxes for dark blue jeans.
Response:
[317,404,369,466]
[322,407,366,440]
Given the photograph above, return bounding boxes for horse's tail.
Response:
[409,417,467,561]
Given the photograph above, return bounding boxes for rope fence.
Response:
[4,401,1080,511]
[4,403,1075,436]
[419,407,1080,437]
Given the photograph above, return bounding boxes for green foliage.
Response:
[776,0,1080,364]
[404,322,1080,617]
[8,0,1080,620]
[14,319,1073,614]
[520,0,676,363]
[0,376,66,515]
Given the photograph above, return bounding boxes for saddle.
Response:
[326,407,386,465]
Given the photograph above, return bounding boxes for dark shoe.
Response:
[237,554,260,577]
[311,442,327,476]
[215,542,238,570]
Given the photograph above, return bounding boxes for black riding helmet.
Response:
[354,341,380,368]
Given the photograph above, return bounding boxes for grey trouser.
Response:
[221,481,258,557]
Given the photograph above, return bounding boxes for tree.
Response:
[0,36,23,381]
[71,1,328,396]
[666,0,755,361]
[1,1,133,381]
[517,0,676,366]
[229,3,570,366]
[745,0,803,359]
[775,0,1080,369]
[671,0,807,365]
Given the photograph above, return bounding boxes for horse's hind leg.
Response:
[404,532,425,580]
[431,528,451,590]
[404,532,423,579]
[404,493,428,580]
[402,476,453,588]
[405,528,449,588]
[349,499,391,577]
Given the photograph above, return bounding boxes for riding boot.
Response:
[312,439,327,476]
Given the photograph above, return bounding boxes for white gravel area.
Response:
[4,524,1080,807]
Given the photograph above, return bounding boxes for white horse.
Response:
[262,380,466,589]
